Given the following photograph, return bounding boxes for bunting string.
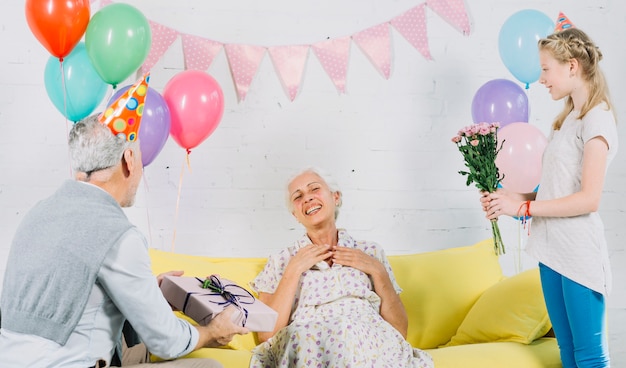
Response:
[91,0,471,102]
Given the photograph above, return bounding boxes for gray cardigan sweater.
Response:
[1,180,133,345]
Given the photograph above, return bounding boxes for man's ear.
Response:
[121,149,135,177]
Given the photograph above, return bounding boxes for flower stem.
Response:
[490,219,505,256]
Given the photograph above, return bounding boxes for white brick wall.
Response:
[1,0,625,309]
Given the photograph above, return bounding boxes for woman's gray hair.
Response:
[285,167,343,219]
[68,114,138,177]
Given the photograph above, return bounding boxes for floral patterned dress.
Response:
[249,229,434,368]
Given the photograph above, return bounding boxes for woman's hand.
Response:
[156,270,184,286]
[331,246,384,276]
[156,270,184,311]
[287,243,333,275]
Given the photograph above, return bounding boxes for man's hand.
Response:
[196,305,250,349]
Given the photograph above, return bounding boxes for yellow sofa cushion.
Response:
[426,338,561,368]
[444,268,552,346]
[388,239,503,349]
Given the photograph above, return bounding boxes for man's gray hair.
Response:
[68,114,138,176]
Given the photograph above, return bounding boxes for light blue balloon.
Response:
[498,9,554,88]
[44,42,109,122]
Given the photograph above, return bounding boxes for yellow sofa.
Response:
[149,239,562,368]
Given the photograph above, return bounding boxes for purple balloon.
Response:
[109,85,171,166]
[471,79,529,128]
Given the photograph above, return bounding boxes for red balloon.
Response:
[495,123,548,193]
[163,71,225,152]
[25,0,91,59]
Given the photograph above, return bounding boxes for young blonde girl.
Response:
[481,28,617,368]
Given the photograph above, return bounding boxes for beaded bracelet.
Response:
[516,200,532,235]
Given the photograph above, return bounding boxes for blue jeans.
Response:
[539,263,610,368]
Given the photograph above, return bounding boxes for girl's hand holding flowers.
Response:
[452,122,506,255]
[481,189,519,220]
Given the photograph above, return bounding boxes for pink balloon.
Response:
[163,70,224,152]
[495,123,548,193]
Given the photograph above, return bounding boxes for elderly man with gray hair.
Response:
[0,76,247,368]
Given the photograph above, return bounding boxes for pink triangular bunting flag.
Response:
[224,44,266,102]
[182,34,223,71]
[426,0,471,35]
[352,23,392,79]
[391,4,432,60]
[311,37,351,94]
[100,0,112,6]
[268,45,309,101]
[140,21,179,74]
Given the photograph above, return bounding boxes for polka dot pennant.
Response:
[391,4,432,61]
[268,45,309,101]
[352,23,392,80]
[224,44,266,102]
[425,0,472,36]
[182,34,223,71]
[554,12,575,32]
[141,21,179,74]
[100,73,150,142]
[103,1,473,103]
[311,36,351,94]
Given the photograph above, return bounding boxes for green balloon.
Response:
[85,3,152,86]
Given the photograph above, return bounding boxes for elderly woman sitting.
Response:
[249,167,433,367]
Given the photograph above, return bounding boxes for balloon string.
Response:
[60,59,68,121]
[186,149,192,172]
[60,59,73,178]
[102,85,115,116]
[517,220,522,274]
[515,217,531,274]
[171,153,191,252]
[524,84,531,122]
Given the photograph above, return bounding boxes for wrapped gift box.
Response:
[160,275,278,332]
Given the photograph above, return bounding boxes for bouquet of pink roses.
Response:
[452,122,505,255]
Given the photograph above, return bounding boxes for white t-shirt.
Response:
[526,104,618,296]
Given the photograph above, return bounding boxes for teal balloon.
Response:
[44,42,109,122]
[498,9,554,88]
[85,3,151,86]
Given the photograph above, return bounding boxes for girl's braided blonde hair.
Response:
[538,28,614,130]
